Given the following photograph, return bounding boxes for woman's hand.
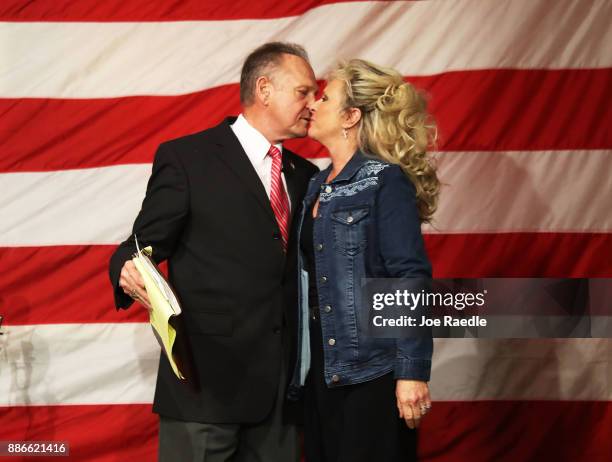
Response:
[396,379,431,429]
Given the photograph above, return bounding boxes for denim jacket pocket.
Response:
[331,206,370,256]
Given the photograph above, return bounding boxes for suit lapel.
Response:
[283,153,309,259]
[282,153,302,272]
[282,152,300,218]
[210,119,276,223]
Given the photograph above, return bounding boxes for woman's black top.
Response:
[300,201,319,307]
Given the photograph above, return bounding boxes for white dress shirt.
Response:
[231,114,291,210]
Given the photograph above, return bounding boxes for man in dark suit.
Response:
[108,42,318,461]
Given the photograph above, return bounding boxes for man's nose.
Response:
[307,91,316,106]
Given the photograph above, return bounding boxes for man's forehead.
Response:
[277,54,317,88]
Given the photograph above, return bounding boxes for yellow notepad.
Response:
[132,238,185,380]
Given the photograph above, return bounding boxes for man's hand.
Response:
[119,260,152,311]
[396,379,431,429]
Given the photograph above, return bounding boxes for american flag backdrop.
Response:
[1,0,611,460]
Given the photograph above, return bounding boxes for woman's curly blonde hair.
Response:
[330,59,440,223]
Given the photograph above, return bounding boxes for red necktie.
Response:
[268,145,290,251]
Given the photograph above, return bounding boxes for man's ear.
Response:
[343,107,362,129]
[255,75,272,106]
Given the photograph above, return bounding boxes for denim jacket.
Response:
[288,150,433,396]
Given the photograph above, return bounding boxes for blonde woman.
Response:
[288,59,440,461]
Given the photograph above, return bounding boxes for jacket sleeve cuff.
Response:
[114,286,134,310]
[393,358,431,381]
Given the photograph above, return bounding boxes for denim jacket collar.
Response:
[327,149,372,184]
[306,149,374,204]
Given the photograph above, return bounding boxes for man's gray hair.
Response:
[240,42,309,105]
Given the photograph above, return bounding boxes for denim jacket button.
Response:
[325,185,332,193]
[324,305,332,313]
[328,338,336,346]
[320,276,327,283]
[331,374,340,383]
[316,243,323,251]
[346,215,354,223]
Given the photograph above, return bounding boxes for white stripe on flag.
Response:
[1,323,609,406]
[310,158,330,171]
[1,150,610,246]
[0,323,158,406]
[0,164,151,246]
[1,0,611,97]
[424,149,612,234]
[430,338,612,401]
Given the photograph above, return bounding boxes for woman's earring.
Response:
[342,128,348,140]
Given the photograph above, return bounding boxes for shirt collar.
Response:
[231,114,282,162]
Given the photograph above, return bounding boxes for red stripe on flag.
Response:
[0,85,242,173]
[2,69,611,172]
[0,246,149,326]
[419,400,612,462]
[0,0,375,21]
[410,68,612,153]
[426,232,612,278]
[0,404,157,461]
[2,233,611,325]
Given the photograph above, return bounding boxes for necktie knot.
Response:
[268,145,282,160]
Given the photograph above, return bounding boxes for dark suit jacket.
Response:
[109,117,318,424]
